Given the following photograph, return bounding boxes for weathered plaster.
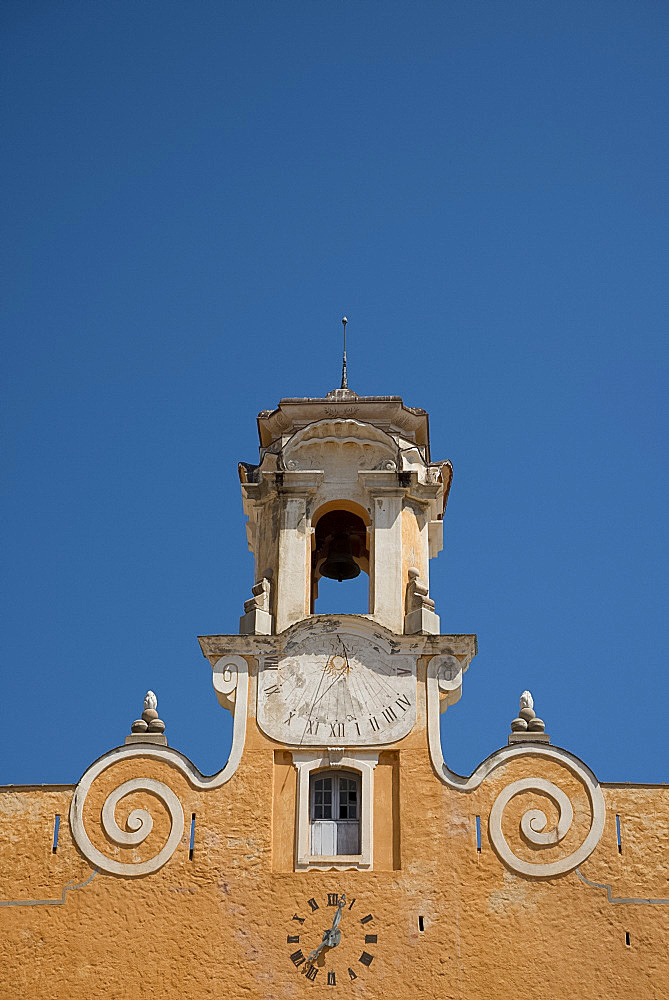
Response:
[2,390,666,998]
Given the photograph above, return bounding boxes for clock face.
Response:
[286,891,378,986]
[256,625,417,746]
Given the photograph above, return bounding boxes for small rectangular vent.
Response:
[52,814,60,853]
[189,813,196,860]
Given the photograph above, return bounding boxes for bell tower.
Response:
[238,386,450,636]
[198,376,477,874]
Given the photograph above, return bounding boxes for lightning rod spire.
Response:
[340,316,348,389]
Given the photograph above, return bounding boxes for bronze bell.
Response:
[320,530,361,582]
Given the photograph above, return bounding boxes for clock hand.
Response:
[329,893,346,937]
[306,894,347,963]
[306,933,330,965]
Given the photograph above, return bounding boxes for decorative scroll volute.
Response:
[485,756,605,878]
[72,758,188,877]
[429,653,465,710]
[425,657,605,878]
[70,655,249,877]
[212,654,245,713]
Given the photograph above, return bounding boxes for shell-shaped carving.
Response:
[281,418,398,472]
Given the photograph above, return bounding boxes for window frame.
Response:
[291,751,379,871]
[309,769,361,855]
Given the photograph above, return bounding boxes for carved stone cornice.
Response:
[198,614,477,664]
[256,394,431,457]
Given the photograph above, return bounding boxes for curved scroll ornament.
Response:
[70,655,248,877]
[426,657,605,878]
[432,653,464,709]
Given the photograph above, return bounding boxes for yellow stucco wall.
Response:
[1,705,667,1000]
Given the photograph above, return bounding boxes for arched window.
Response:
[309,770,361,856]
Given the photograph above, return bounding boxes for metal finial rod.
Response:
[340,316,348,389]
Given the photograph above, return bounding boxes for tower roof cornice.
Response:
[257,394,431,459]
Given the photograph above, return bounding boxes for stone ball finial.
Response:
[510,688,546,740]
[129,689,167,742]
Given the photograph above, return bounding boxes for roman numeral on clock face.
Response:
[329,721,344,737]
[304,964,318,981]
[327,893,340,906]
[290,949,305,967]
[359,951,374,967]
[382,705,397,724]
[327,971,336,985]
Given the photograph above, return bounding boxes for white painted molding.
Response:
[426,656,605,878]
[291,750,379,872]
[69,655,248,877]
[431,653,464,710]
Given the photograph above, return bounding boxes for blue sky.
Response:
[2,1,667,785]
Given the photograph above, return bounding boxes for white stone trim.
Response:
[70,655,248,877]
[425,655,605,878]
[291,750,379,871]
[368,490,404,633]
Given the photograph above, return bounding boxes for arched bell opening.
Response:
[311,503,370,614]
